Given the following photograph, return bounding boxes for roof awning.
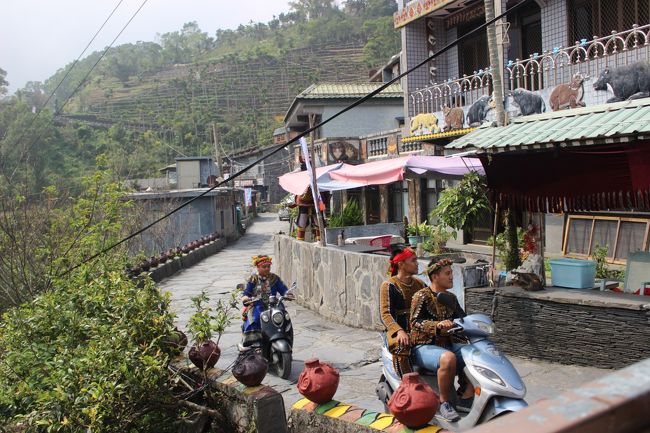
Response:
[278,163,365,195]
[329,155,484,185]
[278,156,484,194]
[446,99,650,152]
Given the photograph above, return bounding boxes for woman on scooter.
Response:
[241,255,293,346]
[409,258,475,422]
[379,247,426,377]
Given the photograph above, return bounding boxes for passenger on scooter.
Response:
[379,247,426,377]
[409,258,475,422]
[241,255,294,346]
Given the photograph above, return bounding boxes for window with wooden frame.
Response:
[563,214,650,263]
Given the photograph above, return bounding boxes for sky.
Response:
[0,0,299,93]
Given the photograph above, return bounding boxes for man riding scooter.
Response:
[241,255,294,347]
[410,258,475,422]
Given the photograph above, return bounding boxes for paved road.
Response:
[160,213,610,413]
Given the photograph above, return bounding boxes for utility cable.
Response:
[6,0,150,181]
[59,0,533,277]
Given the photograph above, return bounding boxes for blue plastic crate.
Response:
[550,258,596,289]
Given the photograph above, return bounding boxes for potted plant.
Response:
[422,225,452,256]
[406,223,420,247]
[186,290,238,371]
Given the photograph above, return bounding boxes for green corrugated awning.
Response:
[446,99,650,152]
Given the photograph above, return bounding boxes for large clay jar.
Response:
[297,358,339,404]
[232,351,268,387]
[388,372,439,428]
[188,340,221,369]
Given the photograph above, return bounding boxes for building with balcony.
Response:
[393,0,650,260]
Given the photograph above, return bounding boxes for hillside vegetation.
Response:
[1,0,399,186]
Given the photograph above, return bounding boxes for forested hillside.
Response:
[1,0,399,188]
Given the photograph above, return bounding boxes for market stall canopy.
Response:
[327,155,484,185]
[278,163,364,195]
[278,156,484,194]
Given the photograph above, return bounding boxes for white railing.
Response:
[410,24,650,115]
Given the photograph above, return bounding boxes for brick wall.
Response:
[465,287,650,369]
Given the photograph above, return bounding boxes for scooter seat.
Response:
[413,364,437,376]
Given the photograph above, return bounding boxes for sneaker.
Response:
[439,401,461,422]
[456,396,474,413]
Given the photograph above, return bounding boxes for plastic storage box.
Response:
[550,258,596,289]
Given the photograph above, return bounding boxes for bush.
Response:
[0,266,179,432]
[592,245,625,280]
[430,172,491,238]
[328,199,363,227]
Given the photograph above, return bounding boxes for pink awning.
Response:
[328,155,484,185]
[278,163,347,195]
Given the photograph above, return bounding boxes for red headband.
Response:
[388,248,415,276]
[390,248,415,264]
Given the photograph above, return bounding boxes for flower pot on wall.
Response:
[188,340,221,369]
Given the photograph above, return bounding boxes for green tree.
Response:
[430,172,491,238]
[0,67,8,97]
[362,16,401,67]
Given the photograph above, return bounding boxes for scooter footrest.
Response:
[413,365,437,376]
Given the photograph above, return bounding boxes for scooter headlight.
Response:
[272,311,284,326]
[475,365,505,386]
[261,313,269,323]
[473,320,495,335]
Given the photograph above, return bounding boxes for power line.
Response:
[59,0,533,277]
[6,0,151,182]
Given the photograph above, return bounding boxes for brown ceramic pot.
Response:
[232,351,268,387]
[388,372,439,428]
[297,358,339,404]
[188,340,221,369]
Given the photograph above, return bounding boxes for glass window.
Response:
[592,219,617,258]
[616,221,646,260]
[566,218,592,255]
[564,215,650,262]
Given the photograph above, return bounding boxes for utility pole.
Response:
[309,114,326,247]
[212,122,223,177]
[485,0,507,126]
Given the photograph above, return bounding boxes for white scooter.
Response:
[376,292,528,431]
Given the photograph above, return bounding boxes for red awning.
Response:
[481,142,650,212]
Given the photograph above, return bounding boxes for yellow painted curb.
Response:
[324,404,352,418]
[292,398,312,410]
[369,413,395,429]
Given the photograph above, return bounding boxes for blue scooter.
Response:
[376,292,527,431]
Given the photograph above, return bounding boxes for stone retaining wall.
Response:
[149,238,228,282]
[465,287,650,368]
[274,235,389,331]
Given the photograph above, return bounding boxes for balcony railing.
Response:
[410,24,650,115]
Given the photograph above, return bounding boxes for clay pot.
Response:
[140,261,151,272]
[388,372,439,428]
[188,340,221,369]
[159,251,169,264]
[164,328,188,354]
[182,244,191,254]
[297,358,339,404]
[149,256,159,268]
[130,265,142,276]
[232,351,268,387]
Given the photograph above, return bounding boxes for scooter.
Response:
[239,284,295,379]
[376,292,527,431]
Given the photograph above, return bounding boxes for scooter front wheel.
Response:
[273,350,292,379]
